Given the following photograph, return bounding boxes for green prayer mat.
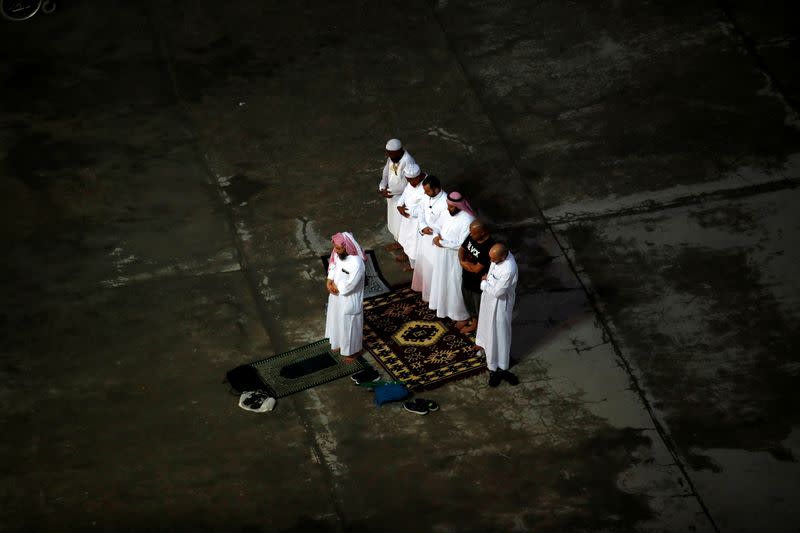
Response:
[249,339,368,398]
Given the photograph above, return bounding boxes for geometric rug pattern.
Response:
[363,287,486,391]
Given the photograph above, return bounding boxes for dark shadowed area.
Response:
[1,0,798,531]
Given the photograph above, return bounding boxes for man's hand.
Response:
[459,259,479,272]
[379,189,394,198]
[397,205,410,218]
[433,236,443,247]
[421,227,433,235]
[326,279,339,295]
[481,274,488,281]
[468,263,484,274]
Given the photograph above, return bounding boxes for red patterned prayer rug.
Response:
[363,286,486,390]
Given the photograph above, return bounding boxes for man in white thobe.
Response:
[475,243,519,387]
[325,232,366,358]
[395,163,427,270]
[411,175,448,302]
[378,138,416,244]
[428,192,475,321]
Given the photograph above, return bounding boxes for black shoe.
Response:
[351,368,380,385]
[501,370,519,386]
[403,399,429,415]
[488,371,502,388]
[417,398,439,412]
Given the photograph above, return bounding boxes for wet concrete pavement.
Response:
[1,0,798,531]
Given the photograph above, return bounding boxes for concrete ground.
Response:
[1,1,797,531]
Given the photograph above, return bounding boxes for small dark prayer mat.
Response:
[249,339,368,398]
[363,287,486,391]
[319,249,391,300]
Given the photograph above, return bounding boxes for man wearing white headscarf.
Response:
[378,138,416,245]
[411,175,448,301]
[325,232,366,358]
[395,163,427,270]
[428,192,475,321]
[476,243,519,387]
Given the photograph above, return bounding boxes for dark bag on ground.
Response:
[374,383,410,406]
[225,365,266,394]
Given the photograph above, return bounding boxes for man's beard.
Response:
[338,251,348,260]
[390,155,402,163]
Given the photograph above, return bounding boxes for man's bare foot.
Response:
[455,320,469,328]
[460,322,477,334]
[342,348,364,364]
[472,345,484,351]
[342,349,364,363]
[394,252,409,262]
[331,347,341,353]
[402,264,414,272]
[385,243,402,251]
[458,318,476,331]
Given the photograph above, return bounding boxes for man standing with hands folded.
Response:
[475,243,519,387]
[325,232,367,360]
[378,138,416,247]
[457,220,495,334]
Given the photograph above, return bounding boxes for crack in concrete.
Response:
[717,0,800,120]
[143,4,345,531]
[573,340,612,354]
[548,176,800,227]
[297,216,315,255]
[427,4,722,531]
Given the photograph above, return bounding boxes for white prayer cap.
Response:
[403,163,421,178]
[385,138,402,151]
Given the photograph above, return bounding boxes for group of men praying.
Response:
[324,138,520,388]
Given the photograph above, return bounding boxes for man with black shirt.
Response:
[457,220,495,334]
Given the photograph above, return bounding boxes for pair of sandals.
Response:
[403,398,439,415]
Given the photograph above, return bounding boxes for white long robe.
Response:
[378,151,416,240]
[475,252,518,371]
[396,180,427,263]
[411,190,448,301]
[324,254,365,356]
[428,210,474,321]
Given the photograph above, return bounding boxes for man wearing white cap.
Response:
[411,175,448,301]
[379,138,416,245]
[395,163,427,270]
[428,192,476,321]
